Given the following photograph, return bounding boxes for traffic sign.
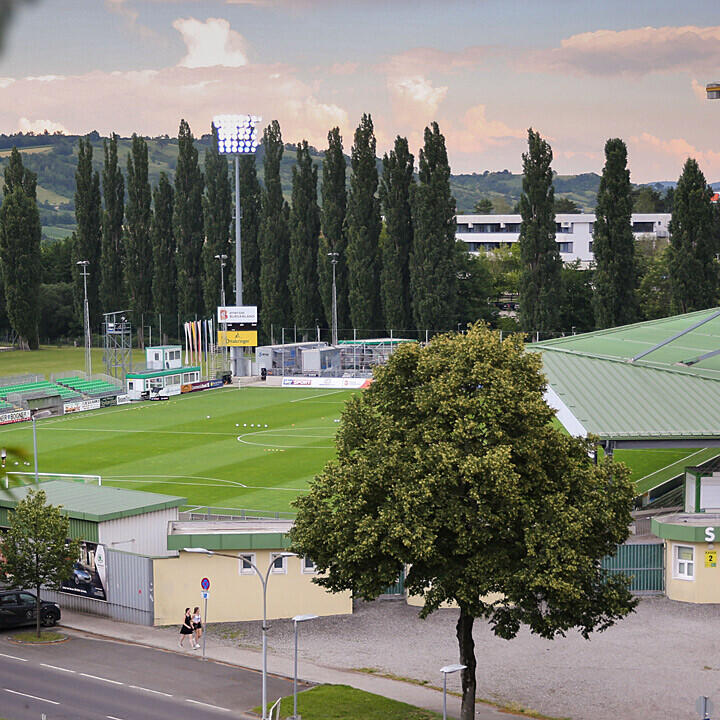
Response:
[201,577,210,591]
[201,591,209,600]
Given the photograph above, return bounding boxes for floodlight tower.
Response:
[328,252,339,346]
[212,114,261,378]
[77,260,91,378]
[706,81,720,99]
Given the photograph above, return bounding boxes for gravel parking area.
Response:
[202,596,720,720]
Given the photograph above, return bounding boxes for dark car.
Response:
[0,591,61,629]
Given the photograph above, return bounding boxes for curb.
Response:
[8,632,69,645]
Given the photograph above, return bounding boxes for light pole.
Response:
[77,260,91,378]
[31,410,52,483]
[328,252,338,346]
[212,114,261,378]
[440,664,466,720]
[184,547,296,720]
[291,614,318,719]
[215,254,228,368]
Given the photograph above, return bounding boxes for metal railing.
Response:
[179,505,297,522]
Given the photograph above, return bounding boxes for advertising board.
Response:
[217,330,258,347]
[0,410,30,425]
[181,379,224,394]
[217,306,258,324]
[63,399,101,414]
[116,394,131,405]
[99,396,118,408]
[281,377,372,389]
[59,541,107,602]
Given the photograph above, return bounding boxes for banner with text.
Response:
[0,409,31,425]
[217,330,258,347]
[281,377,372,389]
[63,399,101,414]
[217,306,258,324]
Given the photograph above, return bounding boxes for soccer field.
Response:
[0,387,356,514]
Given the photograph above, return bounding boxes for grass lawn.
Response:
[0,346,144,376]
[255,684,441,720]
[0,386,353,513]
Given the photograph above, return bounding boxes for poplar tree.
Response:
[151,173,176,342]
[518,129,562,334]
[668,158,717,313]
[379,136,414,331]
[258,120,290,342]
[202,128,232,316]
[238,155,262,308]
[100,133,125,312]
[410,122,456,332]
[345,114,382,332]
[289,141,321,331]
[593,138,637,328]
[318,127,348,329]
[174,119,204,320]
[74,136,102,329]
[125,134,153,348]
[0,148,41,349]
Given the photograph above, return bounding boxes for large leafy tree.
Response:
[174,119,204,320]
[151,173,176,342]
[291,324,636,720]
[0,490,79,637]
[638,247,673,320]
[258,120,290,343]
[410,123,456,332]
[379,136,414,331]
[289,140,322,331]
[668,158,717,313]
[238,154,262,308]
[125,134,153,348]
[345,114,382,332]
[518,129,562,334]
[74,136,102,330]
[454,242,496,326]
[0,148,41,349]
[593,138,637,328]
[559,260,595,333]
[100,133,125,312]
[318,128,349,329]
[202,128,232,317]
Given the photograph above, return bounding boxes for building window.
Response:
[270,552,288,574]
[588,241,593,253]
[673,545,694,580]
[238,553,256,576]
[557,242,574,253]
[302,557,317,574]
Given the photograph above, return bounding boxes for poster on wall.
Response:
[59,541,107,602]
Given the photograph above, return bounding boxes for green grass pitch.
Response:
[0,387,355,513]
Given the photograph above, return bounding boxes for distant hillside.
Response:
[0,131,681,240]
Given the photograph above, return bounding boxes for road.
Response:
[0,632,297,720]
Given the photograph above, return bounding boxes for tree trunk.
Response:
[456,605,477,720]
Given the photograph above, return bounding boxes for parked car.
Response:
[0,590,61,628]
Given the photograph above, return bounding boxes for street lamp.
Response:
[31,410,52,483]
[291,614,318,720]
[76,260,91,378]
[183,546,296,720]
[212,114,261,378]
[328,252,338,346]
[440,664,466,720]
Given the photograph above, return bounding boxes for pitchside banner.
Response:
[0,409,30,425]
[217,306,258,347]
[281,377,372,389]
[63,399,101,414]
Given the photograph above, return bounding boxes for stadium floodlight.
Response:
[212,114,262,155]
[707,82,720,100]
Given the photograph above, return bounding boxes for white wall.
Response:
[98,507,179,557]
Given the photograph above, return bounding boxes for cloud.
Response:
[18,117,69,134]
[530,25,720,76]
[449,104,525,153]
[104,0,158,39]
[629,132,720,182]
[173,17,248,68]
[392,76,447,111]
[380,46,487,76]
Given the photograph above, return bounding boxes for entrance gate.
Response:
[602,542,664,594]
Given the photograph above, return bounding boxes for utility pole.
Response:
[77,260,91,378]
[328,252,339,346]
[215,253,228,369]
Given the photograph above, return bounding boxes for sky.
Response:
[1,0,720,182]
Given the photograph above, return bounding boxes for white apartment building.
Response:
[456,213,671,264]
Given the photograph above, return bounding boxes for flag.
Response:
[184,323,189,365]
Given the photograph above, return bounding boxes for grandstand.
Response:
[0,379,80,402]
[55,375,122,398]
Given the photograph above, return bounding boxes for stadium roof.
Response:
[0,481,186,522]
[530,309,720,448]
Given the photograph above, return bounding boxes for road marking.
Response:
[129,684,172,697]
[107,716,126,720]
[5,688,59,704]
[80,672,123,685]
[289,390,344,402]
[40,663,76,673]
[0,653,27,662]
[186,698,231,712]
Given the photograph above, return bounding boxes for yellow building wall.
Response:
[406,592,503,608]
[153,550,352,626]
[666,541,720,604]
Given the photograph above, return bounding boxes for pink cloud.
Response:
[380,46,488,76]
[629,132,720,182]
[448,104,525,154]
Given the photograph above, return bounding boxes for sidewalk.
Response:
[59,610,516,719]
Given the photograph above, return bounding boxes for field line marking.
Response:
[289,390,343,402]
[42,427,240,437]
[186,698,231,712]
[80,672,123,685]
[103,474,247,488]
[40,663,76,673]
[635,448,712,483]
[0,653,27,662]
[5,689,59,704]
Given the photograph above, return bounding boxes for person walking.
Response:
[192,606,202,649]
[179,607,194,649]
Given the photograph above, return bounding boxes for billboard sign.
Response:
[0,410,30,425]
[59,541,107,602]
[218,306,258,324]
[217,330,258,347]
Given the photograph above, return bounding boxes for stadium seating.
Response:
[0,380,81,402]
[56,376,120,398]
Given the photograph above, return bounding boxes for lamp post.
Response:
[291,614,318,719]
[212,114,261,378]
[183,547,296,720]
[215,254,228,368]
[440,664,466,720]
[328,252,338,346]
[31,410,52,483]
[76,260,91,378]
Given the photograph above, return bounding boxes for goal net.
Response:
[4,472,102,488]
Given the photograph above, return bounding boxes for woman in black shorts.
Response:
[192,606,202,648]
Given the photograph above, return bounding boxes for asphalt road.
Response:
[0,633,297,720]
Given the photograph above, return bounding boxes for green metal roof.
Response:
[0,481,186,523]
[126,366,200,379]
